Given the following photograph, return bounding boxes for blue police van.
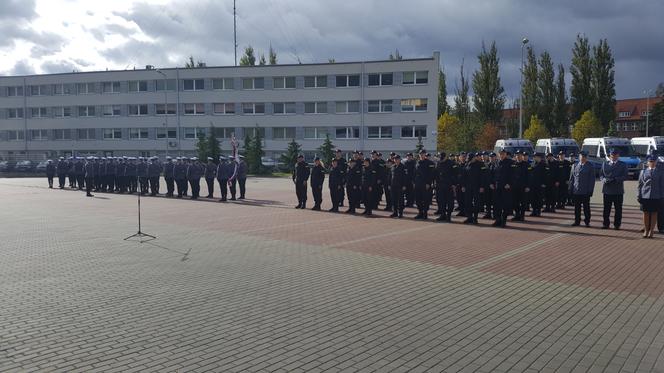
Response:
[580,137,641,179]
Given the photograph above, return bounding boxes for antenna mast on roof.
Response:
[234,0,237,66]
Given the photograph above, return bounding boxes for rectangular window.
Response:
[273,102,296,115]
[155,79,176,91]
[303,127,328,139]
[7,86,24,96]
[103,128,122,140]
[335,127,360,139]
[242,77,264,90]
[618,111,631,118]
[78,106,96,117]
[304,101,327,114]
[54,107,72,118]
[212,78,234,90]
[53,84,71,95]
[31,129,48,140]
[77,82,95,94]
[402,71,428,85]
[401,125,427,138]
[248,127,266,138]
[183,79,204,91]
[7,108,24,119]
[30,85,47,96]
[155,103,176,115]
[272,127,296,140]
[53,129,71,140]
[367,126,392,139]
[129,128,150,140]
[102,105,122,117]
[184,103,205,115]
[335,74,360,87]
[78,128,95,140]
[30,107,48,118]
[400,98,428,112]
[128,80,148,92]
[335,101,360,113]
[213,103,235,115]
[273,76,296,89]
[183,128,197,139]
[368,100,393,113]
[242,103,265,115]
[212,127,234,139]
[368,73,393,86]
[7,130,25,141]
[304,75,327,88]
[128,104,149,116]
[102,81,121,93]
[157,127,178,139]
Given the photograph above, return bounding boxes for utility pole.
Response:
[519,37,529,138]
[234,0,237,66]
[644,89,653,137]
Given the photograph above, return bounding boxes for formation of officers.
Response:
[46,155,248,201]
[293,148,662,232]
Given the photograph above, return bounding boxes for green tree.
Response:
[472,41,505,125]
[389,49,403,60]
[651,101,664,136]
[591,39,616,131]
[414,136,425,154]
[317,134,335,167]
[196,128,208,160]
[239,46,256,66]
[185,55,205,68]
[437,112,461,152]
[207,125,221,162]
[243,131,254,161]
[453,59,471,124]
[279,139,302,171]
[248,126,265,174]
[258,54,266,66]
[570,34,593,124]
[438,68,448,117]
[522,46,539,127]
[571,110,604,144]
[523,115,550,143]
[269,45,277,65]
[538,51,556,135]
[475,123,501,150]
[553,63,568,136]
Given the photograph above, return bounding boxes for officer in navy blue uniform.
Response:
[414,150,436,220]
[328,158,343,212]
[205,157,217,198]
[556,152,572,209]
[83,157,95,197]
[389,154,406,218]
[56,157,68,189]
[361,158,377,216]
[216,156,231,202]
[163,156,175,197]
[293,155,310,209]
[345,155,363,214]
[455,152,468,216]
[461,153,487,224]
[310,157,325,211]
[600,148,629,229]
[435,152,457,222]
[491,150,515,227]
[187,157,203,200]
[569,150,596,227]
[511,151,530,221]
[334,149,347,207]
[530,152,547,216]
[483,152,497,219]
[403,153,416,208]
[148,157,162,196]
[544,153,559,213]
[173,157,187,198]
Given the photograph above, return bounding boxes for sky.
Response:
[1,0,662,100]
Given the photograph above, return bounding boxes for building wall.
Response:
[0,53,440,161]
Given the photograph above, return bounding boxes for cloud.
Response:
[0,0,37,20]
[9,60,36,75]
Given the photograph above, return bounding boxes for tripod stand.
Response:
[124,176,156,242]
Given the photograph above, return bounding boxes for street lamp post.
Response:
[155,69,169,157]
[519,37,529,138]
[644,89,653,137]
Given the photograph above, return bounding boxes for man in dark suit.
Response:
[600,148,628,229]
[569,151,596,227]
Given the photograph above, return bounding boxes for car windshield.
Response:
[551,146,579,156]
[610,145,634,157]
[504,146,534,154]
[651,149,663,157]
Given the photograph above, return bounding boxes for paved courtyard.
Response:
[0,176,663,373]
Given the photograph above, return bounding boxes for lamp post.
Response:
[644,89,653,137]
[155,69,170,156]
[519,37,529,138]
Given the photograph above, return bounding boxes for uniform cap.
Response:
[406,152,413,157]
[297,154,304,159]
[558,151,565,155]
[364,157,371,162]
[390,152,396,156]
[460,151,467,155]
[191,157,198,161]
[47,159,52,162]
[609,148,620,155]
[546,152,554,157]
[377,152,383,157]
[522,152,529,156]
[314,156,320,161]
[438,152,446,158]
[371,150,378,155]
[218,155,226,160]
[569,152,576,157]
[418,149,427,155]
[647,155,658,161]
[336,149,342,153]
[394,154,402,159]
[467,152,475,158]
[166,156,172,160]
[238,155,245,159]
[534,152,545,157]
[207,157,213,160]
[59,157,64,160]
[578,150,588,156]
[490,152,497,157]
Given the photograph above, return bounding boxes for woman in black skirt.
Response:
[638,155,664,238]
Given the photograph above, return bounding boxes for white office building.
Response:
[0,52,439,161]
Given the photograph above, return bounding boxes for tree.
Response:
[185,55,205,68]
[651,101,664,136]
[246,126,265,174]
[243,131,254,161]
[656,82,664,98]
[196,128,208,160]
[553,63,568,136]
[207,125,221,162]
[437,112,461,152]
[538,51,556,135]
[317,134,335,167]
[389,49,403,60]
[472,41,505,125]
[570,34,593,124]
[591,39,616,131]
[453,59,471,124]
[415,136,425,154]
[258,54,267,66]
[571,110,604,144]
[328,58,335,63]
[438,68,448,117]
[523,115,550,143]
[522,46,539,128]
[475,123,501,150]
[279,139,302,171]
[269,45,277,65]
[239,46,256,66]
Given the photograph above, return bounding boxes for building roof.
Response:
[615,96,663,121]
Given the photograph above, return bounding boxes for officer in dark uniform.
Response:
[45,160,55,188]
[556,151,572,209]
[204,157,216,198]
[491,150,515,227]
[293,154,310,209]
[362,157,377,216]
[187,157,203,199]
[310,157,325,210]
[390,154,406,218]
[404,153,416,208]
[91,158,100,192]
[434,152,456,222]
[414,150,435,220]
[382,153,393,211]
[74,158,85,190]
[148,157,162,196]
[511,151,530,221]
[109,157,118,192]
[216,156,231,202]
[137,157,148,195]
[483,152,497,219]
[66,157,75,188]
[456,152,468,216]
[566,153,577,206]
[174,157,188,198]
[544,153,559,212]
[461,153,487,224]
[345,156,362,214]
[83,157,95,197]
[370,151,384,210]
[56,157,68,189]
[116,157,126,193]
[328,158,343,212]
[127,157,138,194]
[334,149,347,207]
[163,156,175,197]
[530,152,547,216]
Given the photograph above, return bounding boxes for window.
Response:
[53,84,71,95]
[102,81,121,93]
[403,71,428,85]
[184,103,205,115]
[128,104,149,116]
[7,130,25,141]
[273,102,296,115]
[368,73,393,86]
[242,103,265,115]
[401,125,427,138]
[157,127,177,139]
[305,102,327,114]
[272,127,296,140]
[618,111,631,118]
[248,127,266,138]
[30,107,48,118]
[213,103,235,115]
[335,101,360,113]
[304,127,328,139]
[183,79,204,91]
[103,128,122,140]
[273,76,296,89]
[77,82,95,94]
[102,105,122,117]
[53,129,71,140]
[368,100,393,113]
[156,104,176,115]
[242,77,264,90]
[30,85,47,96]
[54,107,72,118]
[212,78,234,90]
[155,79,176,91]
[304,75,327,88]
[78,129,95,140]
[212,127,234,139]
[78,106,96,117]
[183,128,197,139]
[368,126,392,139]
[335,127,360,139]
[7,86,23,96]
[128,80,148,92]
[129,128,150,140]
[7,108,24,119]
[31,129,48,140]
[401,98,428,112]
[641,110,651,117]
[336,74,360,87]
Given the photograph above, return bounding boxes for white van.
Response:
[535,138,580,157]
[581,137,641,178]
[631,137,664,163]
[494,139,534,155]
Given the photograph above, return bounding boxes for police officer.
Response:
[293,154,310,209]
[66,157,76,188]
[74,158,85,190]
[414,150,435,220]
[116,157,127,193]
[566,153,577,206]
[569,150,596,227]
[345,155,363,214]
[369,151,383,210]
[334,149,347,207]
[403,152,416,208]
[511,151,530,221]
[491,150,514,227]
[461,153,487,224]
[137,157,148,195]
[529,153,547,217]
[456,152,468,216]
[328,158,343,212]
[237,155,247,199]
[92,157,100,192]
[556,151,572,209]
[174,157,188,198]
[483,152,497,219]
[148,157,162,196]
[544,153,559,213]
[204,157,216,198]
[163,156,175,197]
[434,152,456,222]
[362,157,377,216]
[310,157,325,211]
[187,157,203,199]
[600,148,628,229]
[83,157,95,197]
[390,154,406,218]
[216,156,231,202]
[56,157,68,189]
[127,157,138,194]
[45,160,55,188]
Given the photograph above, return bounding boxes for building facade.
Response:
[0,53,440,161]
[614,96,663,138]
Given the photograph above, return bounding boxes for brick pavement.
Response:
[0,177,663,372]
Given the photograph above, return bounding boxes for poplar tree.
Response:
[472,41,505,125]
[521,46,539,129]
[591,39,616,131]
[438,69,448,117]
[538,51,556,134]
[570,34,593,124]
[553,64,568,136]
[453,60,471,124]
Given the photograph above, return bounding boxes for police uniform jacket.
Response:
[216,162,231,180]
[329,165,343,188]
[187,163,203,180]
[435,159,456,188]
[46,163,56,176]
[493,158,515,188]
[107,161,117,176]
[335,158,347,184]
[347,162,362,188]
[530,161,547,188]
[163,161,174,178]
[638,167,664,200]
[174,163,187,180]
[569,161,596,196]
[293,161,310,183]
[513,161,529,189]
[391,163,406,188]
[415,158,436,186]
[600,160,628,195]
[462,161,487,192]
[205,163,216,179]
[148,162,162,178]
[558,160,572,185]
[362,165,377,189]
[238,161,247,178]
[404,159,416,183]
[125,162,137,177]
[56,161,68,176]
[84,161,95,178]
[311,164,325,187]
[74,161,84,175]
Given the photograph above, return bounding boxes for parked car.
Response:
[35,161,49,172]
[580,137,641,179]
[535,138,580,157]
[494,139,534,156]
[631,136,664,164]
[0,161,11,172]
[14,160,35,172]
[261,157,277,167]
